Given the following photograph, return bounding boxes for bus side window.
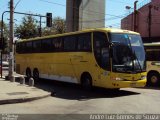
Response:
[52,38,63,52]
[101,48,109,68]
[78,33,91,52]
[21,42,26,53]
[41,39,52,52]
[146,50,160,61]
[16,43,20,53]
[93,32,110,70]
[64,36,77,51]
[33,40,41,53]
[25,41,32,53]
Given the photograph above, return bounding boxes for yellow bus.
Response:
[144,42,160,86]
[15,28,147,89]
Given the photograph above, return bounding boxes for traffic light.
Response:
[46,13,52,27]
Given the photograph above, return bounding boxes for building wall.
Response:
[151,0,160,37]
[79,0,105,30]
[66,0,105,32]
[121,0,160,42]
[66,0,74,32]
[66,0,82,32]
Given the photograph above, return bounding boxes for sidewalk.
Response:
[0,78,51,105]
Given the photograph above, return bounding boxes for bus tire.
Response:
[26,68,31,79]
[147,72,160,87]
[33,68,39,81]
[81,73,92,90]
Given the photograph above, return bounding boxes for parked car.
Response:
[0,60,9,70]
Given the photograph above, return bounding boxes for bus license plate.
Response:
[130,83,136,87]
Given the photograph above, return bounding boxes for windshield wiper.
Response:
[132,50,143,73]
[127,40,143,73]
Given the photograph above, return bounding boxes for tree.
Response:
[15,16,66,38]
[15,15,39,39]
[42,17,66,36]
[52,17,66,34]
[0,21,9,53]
[42,27,56,36]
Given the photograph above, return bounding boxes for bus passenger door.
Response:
[93,32,111,88]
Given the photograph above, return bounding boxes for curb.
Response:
[0,94,51,105]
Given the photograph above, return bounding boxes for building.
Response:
[66,0,105,32]
[121,0,160,43]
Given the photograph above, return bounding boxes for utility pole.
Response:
[8,0,14,81]
[134,0,138,32]
[39,16,42,37]
[148,5,152,41]
[1,10,46,79]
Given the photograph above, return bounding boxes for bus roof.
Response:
[144,42,160,46]
[17,28,140,42]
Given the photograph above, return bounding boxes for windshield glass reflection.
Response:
[110,33,146,73]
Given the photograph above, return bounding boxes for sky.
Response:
[0,0,151,28]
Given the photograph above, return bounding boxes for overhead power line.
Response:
[14,0,22,9]
[39,0,124,18]
[39,0,66,7]
[107,0,131,5]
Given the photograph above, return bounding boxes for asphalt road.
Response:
[0,78,160,115]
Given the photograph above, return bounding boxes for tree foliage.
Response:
[15,16,66,39]
[0,21,9,37]
[15,15,39,39]
[52,17,66,34]
[42,17,66,36]
[0,21,9,53]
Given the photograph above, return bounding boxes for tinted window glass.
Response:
[16,43,20,53]
[25,41,32,53]
[33,40,41,53]
[64,36,77,51]
[78,33,91,51]
[41,39,52,52]
[51,38,63,52]
[93,32,110,70]
[146,50,160,61]
[21,42,26,53]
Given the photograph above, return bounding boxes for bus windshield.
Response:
[110,33,146,73]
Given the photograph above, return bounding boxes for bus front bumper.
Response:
[110,79,147,88]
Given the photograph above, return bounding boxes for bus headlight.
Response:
[112,77,124,81]
[141,76,146,80]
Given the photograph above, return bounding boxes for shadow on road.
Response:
[136,86,160,90]
[32,79,140,100]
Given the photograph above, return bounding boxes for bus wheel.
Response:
[81,74,92,90]
[26,68,31,79]
[147,72,160,86]
[33,69,39,81]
